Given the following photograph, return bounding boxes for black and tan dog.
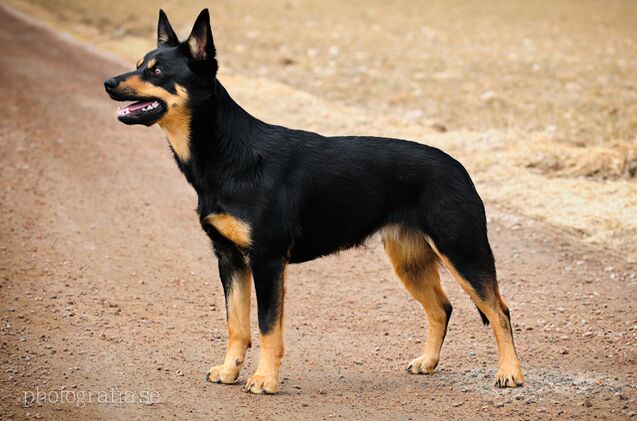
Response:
[104,9,524,394]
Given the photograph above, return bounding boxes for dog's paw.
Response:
[242,373,278,394]
[495,363,524,388]
[406,354,438,374]
[206,364,240,384]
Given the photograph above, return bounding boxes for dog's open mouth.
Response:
[115,98,167,126]
[118,100,161,117]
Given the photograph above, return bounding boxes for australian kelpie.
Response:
[104,9,524,394]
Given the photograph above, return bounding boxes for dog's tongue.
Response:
[117,100,154,116]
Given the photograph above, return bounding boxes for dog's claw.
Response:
[242,373,278,394]
[494,364,524,388]
[206,364,240,384]
[406,355,438,374]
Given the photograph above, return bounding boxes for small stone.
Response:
[494,401,505,408]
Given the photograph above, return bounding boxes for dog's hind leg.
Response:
[383,227,453,374]
[425,232,524,388]
[207,244,252,385]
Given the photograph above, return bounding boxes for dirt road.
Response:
[0,5,635,420]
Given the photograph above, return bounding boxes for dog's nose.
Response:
[103,78,117,92]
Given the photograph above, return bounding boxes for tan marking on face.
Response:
[118,75,191,161]
[147,58,157,69]
[205,213,252,248]
[136,58,143,69]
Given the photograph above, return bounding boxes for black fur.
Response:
[443,302,454,327]
[105,9,498,336]
[478,308,490,326]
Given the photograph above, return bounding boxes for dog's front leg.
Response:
[206,245,252,384]
[242,256,286,394]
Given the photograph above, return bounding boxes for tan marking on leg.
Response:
[207,267,252,384]
[205,213,252,248]
[490,297,523,387]
[242,324,284,394]
[383,226,451,374]
[117,76,191,161]
[424,236,524,387]
[243,266,286,394]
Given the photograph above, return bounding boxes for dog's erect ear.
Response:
[157,9,179,47]
[186,9,216,64]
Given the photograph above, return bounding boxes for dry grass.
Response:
[5,0,637,255]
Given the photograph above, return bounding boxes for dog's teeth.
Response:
[152,101,159,108]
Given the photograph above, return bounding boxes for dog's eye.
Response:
[153,67,161,75]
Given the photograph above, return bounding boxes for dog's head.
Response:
[104,9,217,127]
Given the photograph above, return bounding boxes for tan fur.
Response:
[136,58,143,69]
[147,58,157,69]
[382,226,450,374]
[158,32,172,46]
[243,265,286,394]
[188,36,208,60]
[205,213,252,248]
[423,235,524,387]
[118,76,191,161]
[207,268,252,384]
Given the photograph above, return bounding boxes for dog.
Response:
[104,9,524,394]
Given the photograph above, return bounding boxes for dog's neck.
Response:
[166,81,265,195]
